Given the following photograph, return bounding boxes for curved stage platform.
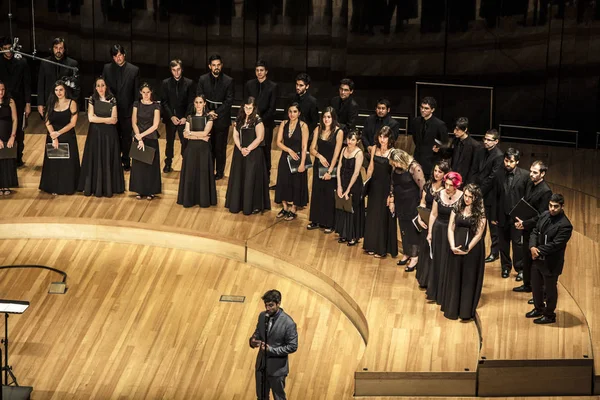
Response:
[0,130,598,399]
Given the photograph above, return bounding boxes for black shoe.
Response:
[534,315,556,324]
[528,298,535,304]
[515,271,523,282]
[123,164,131,172]
[338,237,347,243]
[397,257,411,266]
[525,309,543,318]
[513,284,532,293]
[215,173,224,180]
[163,165,172,173]
[501,269,510,278]
[485,253,499,263]
[16,160,25,168]
[269,185,276,190]
[306,222,319,230]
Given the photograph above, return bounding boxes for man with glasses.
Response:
[330,78,359,132]
[410,96,448,177]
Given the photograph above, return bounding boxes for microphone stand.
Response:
[1,313,18,387]
[261,314,270,400]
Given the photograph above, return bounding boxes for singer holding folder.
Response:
[0,81,18,195]
[130,83,161,200]
[39,80,80,195]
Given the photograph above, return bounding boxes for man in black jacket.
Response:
[329,78,359,132]
[245,60,278,185]
[289,72,319,137]
[102,44,140,171]
[450,117,480,183]
[492,148,529,279]
[361,98,400,154]
[470,129,503,262]
[513,160,553,294]
[410,96,448,177]
[525,194,573,324]
[37,37,79,118]
[161,59,195,173]
[196,54,234,180]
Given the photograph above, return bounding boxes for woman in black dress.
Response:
[441,183,486,320]
[40,80,80,195]
[225,96,271,215]
[426,172,463,303]
[78,77,125,197]
[307,107,344,233]
[415,160,450,288]
[388,149,425,270]
[335,130,365,246]
[177,95,217,208]
[363,126,397,258]
[130,83,162,200]
[0,81,18,195]
[274,102,309,221]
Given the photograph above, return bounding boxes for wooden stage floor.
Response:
[0,131,596,398]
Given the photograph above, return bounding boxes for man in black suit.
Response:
[245,60,278,186]
[361,98,400,154]
[196,54,234,180]
[37,37,79,118]
[525,194,573,324]
[450,117,480,183]
[409,96,449,177]
[249,289,298,400]
[160,59,195,173]
[513,160,553,294]
[102,44,140,171]
[329,78,359,132]
[492,148,529,279]
[470,129,503,262]
[289,72,319,137]
[0,36,31,167]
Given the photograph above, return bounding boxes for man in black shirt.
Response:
[37,37,79,118]
[526,194,572,324]
[470,129,503,262]
[102,44,140,171]
[361,98,400,154]
[330,78,359,132]
[410,96,448,177]
[450,117,480,183]
[245,60,278,185]
[289,72,319,137]
[492,148,529,279]
[161,59,195,173]
[196,54,234,180]
[0,36,31,167]
[513,160,553,294]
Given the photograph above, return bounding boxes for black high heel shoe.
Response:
[397,257,411,266]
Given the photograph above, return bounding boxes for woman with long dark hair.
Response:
[226,96,270,215]
[78,77,125,197]
[0,81,18,195]
[130,83,162,200]
[441,183,486,320]
[306,106,344,233]
[177,95,217,208]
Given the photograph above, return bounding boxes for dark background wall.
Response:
[2,0,599,147]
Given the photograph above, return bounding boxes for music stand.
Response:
[0,300,29,387]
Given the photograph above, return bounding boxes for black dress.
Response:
[177,114,217,208]
[78,98,125,197]
[225,118,271,215]
[393,161,424,257]
[416,183,440,288]
[0,103,18,188]
[426,194,457,303]
[363,154,398,257]
[334,150,365,241]
[40,101,80,194]
[129,101,162,196]
[308,128,340,229]
[440,213,485,320]
[274,121,309,207]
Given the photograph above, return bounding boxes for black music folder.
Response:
[361,177,371,199]
[334,192,354,213]
[190,115,207,132]
[454,226,471,250]
[0,145,17,159]
[94,100,113,118]
[318,166,337,179]
[287,152,313,174]
[46,143,70,159]
[509,197,539,221]
[417,206,431,228]
[130,141,156,165]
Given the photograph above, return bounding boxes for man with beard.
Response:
[37,37,79,118]
[196,54,234,180]
[450,117,480,183]
[245,60,278,186]
[288,72,319,138]
[526,194,572,324]
[513,160,552,295]
[329,78,359,133]
[361,98,400,154]
[492,148,529,279]
[160,59,195,173]
[102,44,140,171]
[409,96,448,177]
[0,36,31,167]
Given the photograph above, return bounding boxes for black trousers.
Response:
[521,230,533,286]
[15,102,25,162]
[531,260,559,318]
[262,122,274,179]
[211,124,229,176]
[116,115,133,166]
[164,122,187,165]
[255,370,286,400]
[498,220,523,272]
[485,204,499,256]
